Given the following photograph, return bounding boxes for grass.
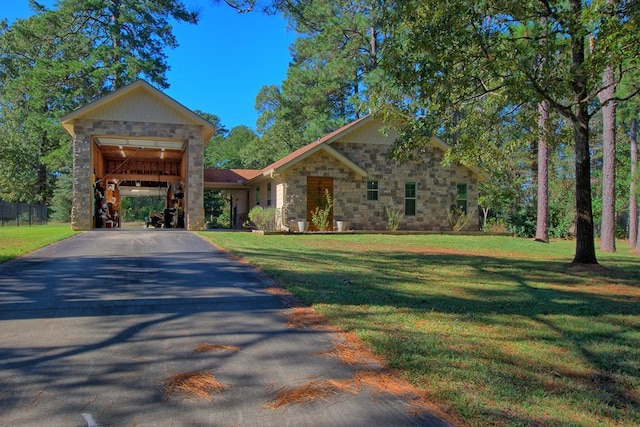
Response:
[0,224,80,263]
[199,232,640,427]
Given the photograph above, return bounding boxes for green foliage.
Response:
[254,0,383,153]
[50,172,72,223]
[376,0,640,263]
[310,189,333,231]
[384,202,404,231]
[246,205,276,231]
[204,190,230,228]
[482,218,508,233]
[508,205,537,238]
[120,196,165,222]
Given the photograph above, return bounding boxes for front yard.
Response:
[200,232,640,427]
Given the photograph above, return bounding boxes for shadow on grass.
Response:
[226,244,640,425]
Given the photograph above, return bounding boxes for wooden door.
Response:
[306,176,334,230]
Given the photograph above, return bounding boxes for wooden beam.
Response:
[102,173,182,183]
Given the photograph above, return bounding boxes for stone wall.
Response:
[71,118,205,230]
[276,141,479,231]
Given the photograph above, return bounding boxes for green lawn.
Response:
[199,232,640,427]
[0,224,80,263]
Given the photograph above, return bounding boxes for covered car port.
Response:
[61,80,216,230]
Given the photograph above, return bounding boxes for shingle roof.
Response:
[204,115,372,186]
[204,168,262,184]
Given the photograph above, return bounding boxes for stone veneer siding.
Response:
[71,118,205,230]
[280,141,479,231]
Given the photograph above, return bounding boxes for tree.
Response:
[378,0,640,264]
[535,100,551,243]
[54,0,198,90]
[0,0,198,207]
[597,2,619,252]
[253,0,384,151]
[631,117,639,248]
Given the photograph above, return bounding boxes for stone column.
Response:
[71,126,92,230]
[186,128,205,230]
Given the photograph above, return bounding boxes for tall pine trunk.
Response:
[599,65,617,252]
[570,0,597,264]
[630,117,638,248]
[535,100,550,242]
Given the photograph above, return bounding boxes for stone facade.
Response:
[239,117,481,232]
[274,145,478,231]
[71,119,205,230]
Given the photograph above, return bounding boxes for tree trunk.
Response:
[535,100,550,242]
[599,65,617,252]
[629,117,638,248]
[569,0,597,264]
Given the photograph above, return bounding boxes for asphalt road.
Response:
[0,230,451,427]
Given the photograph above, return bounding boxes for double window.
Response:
[405,182,416,216]
[367,180,379,201]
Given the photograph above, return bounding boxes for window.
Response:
[456,183,468,214]
[255,187,260,205]
[405,182,416,216]
[367,180,379,201]
[267,183,272,206]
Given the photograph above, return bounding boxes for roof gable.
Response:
[259,115,373,177]
[203,114,487,186]
[61,80,216,140]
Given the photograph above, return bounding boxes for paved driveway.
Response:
[0,230,450,427]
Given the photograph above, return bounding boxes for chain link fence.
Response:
[0,200,49,226]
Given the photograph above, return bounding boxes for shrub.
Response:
[447,206,476,232]
[246,206,276,231]
[482,218,508,233]
[310,189,333,231]
[385,202,404,231]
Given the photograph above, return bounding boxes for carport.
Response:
[61,80,216,230]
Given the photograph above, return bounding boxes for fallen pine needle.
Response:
[163,371,228,402]
[355,370,420,399]
[316,342,373,366]
[263,377,360,410]
[285,307,334,330]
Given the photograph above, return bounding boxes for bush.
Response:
[447,206,476,232]
[246,206,276,231]
[482,218,508,233]
[385,202,404,231]
[310,189,333,231]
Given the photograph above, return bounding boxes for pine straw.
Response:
[315,332,383,366]
[162,371,228,402]
[316,342,371,365]
[263,378,358,409]
[353,370,420,398]
[264,369,423,409]
[194,343,241,353]
[285,307,336,331]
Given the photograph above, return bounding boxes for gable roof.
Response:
[258,115,372,179]
[204,114,488,187]
[61,80,217,141]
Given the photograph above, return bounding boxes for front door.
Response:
[306,176,334,230]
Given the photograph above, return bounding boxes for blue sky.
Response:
[3,0,297,131]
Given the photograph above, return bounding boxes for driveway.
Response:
[0,230,451,427]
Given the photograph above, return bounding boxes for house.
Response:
[204,115,486,231]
